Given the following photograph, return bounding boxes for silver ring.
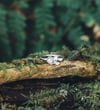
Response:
[41,54,64,65]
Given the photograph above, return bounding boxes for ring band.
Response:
[41,54,64,65]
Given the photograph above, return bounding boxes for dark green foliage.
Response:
[0,9,12,61]
[34,0,55,34]
[67,26,84,48]
[0,1,27,61]
[8,10,26,59]
[27,0,98,52]
[0,0,100,61]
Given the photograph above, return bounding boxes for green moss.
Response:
[0,63,9,73]
[23,89,62,107]
[70,81,99,109]
[81,43,100,71]
[1,80,100,110]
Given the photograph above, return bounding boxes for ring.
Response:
[41,54,64,65]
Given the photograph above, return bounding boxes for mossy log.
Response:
[0,58,96,85]
[0,44,100,109]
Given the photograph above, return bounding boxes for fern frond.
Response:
[56,0,81,9]
[7,10,26,59]
[67,26,84,48]
[34,0,56,34]
[0,8,12,61]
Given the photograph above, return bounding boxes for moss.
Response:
[1,80,100,110]
[23,89,63,108]
[81,43,100,71]
[72,81,100,110]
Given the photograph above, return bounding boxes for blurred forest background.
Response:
[0,0,100,61]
